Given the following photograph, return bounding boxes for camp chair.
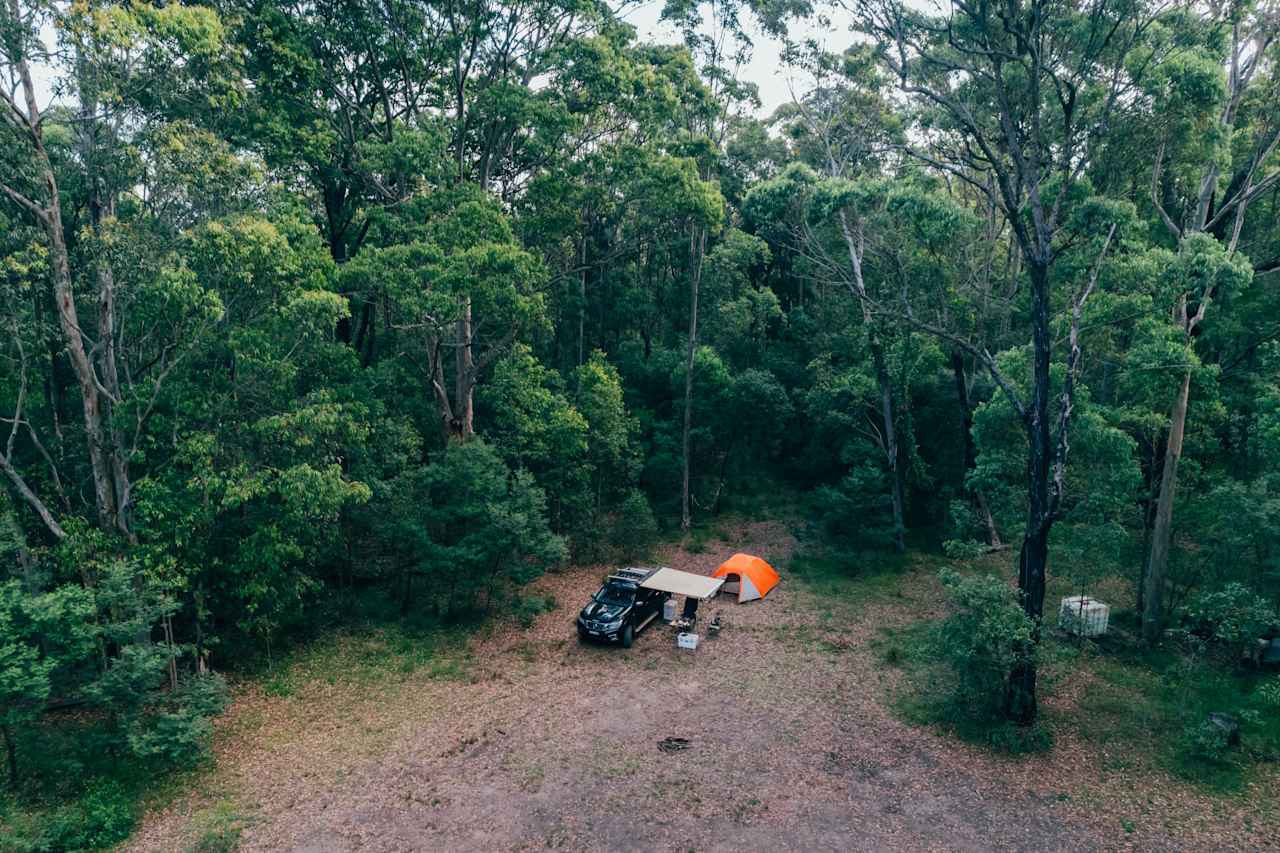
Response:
[676,596,698,631]
[707,612,723,637]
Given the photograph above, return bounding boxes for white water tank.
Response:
[663,598,678,623]
[677,632,699,650]
[1059,595,1109,637]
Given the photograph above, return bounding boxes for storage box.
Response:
[677,632,699,650]
[1059,595,1109,637]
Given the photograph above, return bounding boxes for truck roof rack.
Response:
[607,567,657,585]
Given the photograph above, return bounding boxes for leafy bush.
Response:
[126,673,229,768]
[1180,583,1279,646]
[1180,718,1234,766]
[1258,676,1280,708]
[514,594,557,629]
[810,465,897,551]
[941,500,989,559]
[39,779,136,852]
[608,489,658,559]
[932,569,1037,722]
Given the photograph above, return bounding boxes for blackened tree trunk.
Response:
[1006,260,1054,723]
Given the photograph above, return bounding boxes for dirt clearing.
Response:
[125,521,1278,852]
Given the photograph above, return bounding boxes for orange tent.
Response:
[712,553,779,603]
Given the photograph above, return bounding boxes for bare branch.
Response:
[1047,222,1117,520]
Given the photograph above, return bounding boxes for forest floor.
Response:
[123,519,1279,853]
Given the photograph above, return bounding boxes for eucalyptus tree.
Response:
[1,0,235,542]
[1137,0,1279,641]
[848,0,1153,721]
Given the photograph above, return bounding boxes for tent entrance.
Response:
[718,572,761,600]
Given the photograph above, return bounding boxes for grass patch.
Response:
[185,799,255,853]
[679,519,734,555]
[261,620,475,698]
[1076,645,1280,793]
[852,551,1280,788]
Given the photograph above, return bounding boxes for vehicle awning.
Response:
[640,567,725,600]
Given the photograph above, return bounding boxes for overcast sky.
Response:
[618,1,856,118]
[28,2,860,118]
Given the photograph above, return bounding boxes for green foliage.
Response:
[481,344,591,531]
[36,779,137,853]
[3,0,1280,837]
[127,674,229,767]
[389,441,566,617]
[608,489,660,559]
[1077,645,1280,791]
[932,570,1038,723]
[514,595,558,629]
[1179,584,1279,647]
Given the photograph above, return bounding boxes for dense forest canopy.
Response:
[2,0,1279,819]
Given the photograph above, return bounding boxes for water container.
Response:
[677,632,699,650]
[663,598,677,623]
[1059,595,1109,637]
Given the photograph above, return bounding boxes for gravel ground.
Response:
[124,521,1279,853]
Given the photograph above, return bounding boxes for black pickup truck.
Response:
[576,568,670,648]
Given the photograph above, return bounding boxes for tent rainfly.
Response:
[639,567,725,600]
[712,553,780,602]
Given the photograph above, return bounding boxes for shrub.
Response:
[40,778,136,852]
[988,720,1052,754]
[932,569,1037,721]
[129,710,215,767]
[127,673,229,768]
[1258,676,1280,708]
[1180,583,1278,647]
[514,594,557,629]
[942,500,989,559]
[1180,718,1234,766]
[608,489,658,559]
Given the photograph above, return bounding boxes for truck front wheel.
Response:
[621,624,634,648]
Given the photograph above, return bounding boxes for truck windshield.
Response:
[594,584,635,607]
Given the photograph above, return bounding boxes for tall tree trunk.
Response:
[871,337,905,553]
[2,723,17,791]
[1136,433,1162,616]
[951,351,1001,548]
[836,209,907,551]
[89,181,133,542]
[1144,368,1191,643]
[1007,525,1048,723]
[454,298,474,441]
[577,236,587,367]
[680,226,706,531]
[1006,260,1054,725]
[6,29,122,537]
[49,174,118,536]
[426,335,456,446]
